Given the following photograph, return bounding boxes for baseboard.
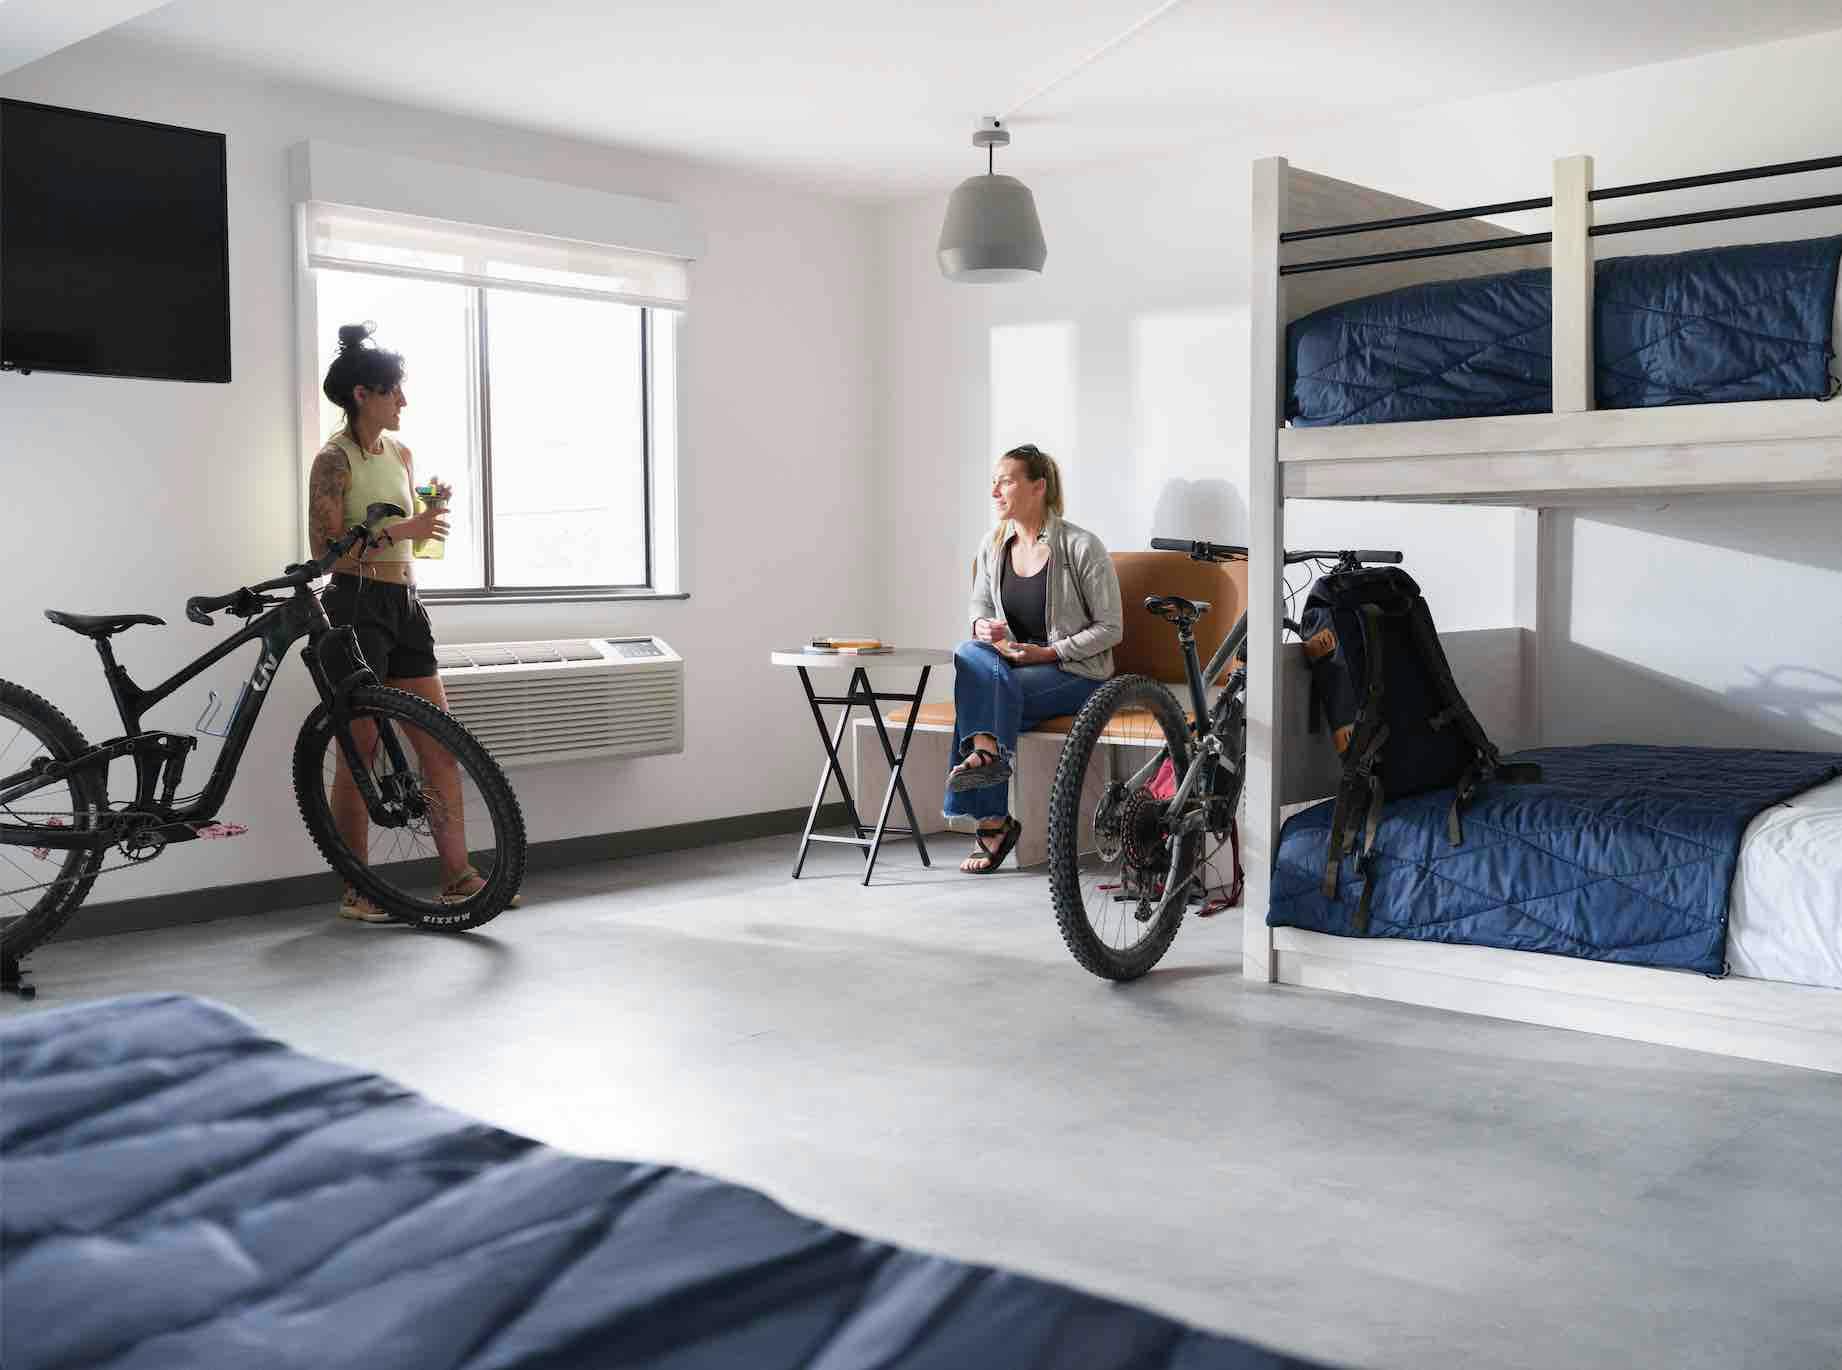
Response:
[48,803,851,944]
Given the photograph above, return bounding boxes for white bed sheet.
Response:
[1728,774,1842,990]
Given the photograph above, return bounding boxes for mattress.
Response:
[1268,745,1842,976]
[0,993,1332,1370]
[1728,773,1842,990]
[1287,234,1842,427]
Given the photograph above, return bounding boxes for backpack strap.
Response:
[1321,605,1389,931]
[1405,598,1541,843]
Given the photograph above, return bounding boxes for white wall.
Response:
[875,28,1842,752]
[0,36,880,903]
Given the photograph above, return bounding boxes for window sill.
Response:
[422,590,690,607]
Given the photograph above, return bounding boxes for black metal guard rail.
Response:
[1277,151,1842,276]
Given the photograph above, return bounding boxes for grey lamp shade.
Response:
[937,173,1047,282]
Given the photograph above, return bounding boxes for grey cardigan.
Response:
[968,516,1123,682]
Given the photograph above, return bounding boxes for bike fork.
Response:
[331,713,419,826]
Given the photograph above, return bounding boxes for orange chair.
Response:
[868,551,1247,867]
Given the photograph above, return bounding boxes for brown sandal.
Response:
[439,866,524,908]
[959,817,1022,874]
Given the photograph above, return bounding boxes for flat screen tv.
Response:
[0,99,230,382]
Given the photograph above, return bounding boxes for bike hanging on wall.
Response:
[0,503,526,997]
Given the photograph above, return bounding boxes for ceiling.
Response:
[27,0,1842,199]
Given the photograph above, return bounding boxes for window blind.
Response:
[306,202,689,309]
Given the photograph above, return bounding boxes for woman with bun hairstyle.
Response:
[946,443,1124,874]
[307,322,517,921]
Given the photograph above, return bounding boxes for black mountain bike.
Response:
[0,503,526,995]
[1047,537,1400,981]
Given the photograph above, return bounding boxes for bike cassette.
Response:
[1119,788,1173,874]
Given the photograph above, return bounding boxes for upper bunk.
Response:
[1255,153,1842,505]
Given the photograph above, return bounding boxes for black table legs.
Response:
[791,665,933,884]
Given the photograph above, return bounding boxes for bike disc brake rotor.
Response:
[1091,782,1130,863]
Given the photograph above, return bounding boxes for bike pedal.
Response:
[30,816,66,861]
[194,821,249,840]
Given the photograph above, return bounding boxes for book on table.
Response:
[805,637,892,654]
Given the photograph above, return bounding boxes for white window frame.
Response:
[289,144,697,602]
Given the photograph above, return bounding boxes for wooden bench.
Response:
[853,551,1248,868]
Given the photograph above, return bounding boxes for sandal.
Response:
[439,866,524,908]
[948,746,1013,793]
[337,888,395,924]
[959,817,1022,874]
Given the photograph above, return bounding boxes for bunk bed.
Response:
[1243,154,1842,1075]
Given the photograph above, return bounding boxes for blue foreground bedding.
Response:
[1288,235,1842,426]
[1270,745,1842,974]
[0,994,1330,1370]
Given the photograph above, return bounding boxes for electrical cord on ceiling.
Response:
[1001,0,1193,122]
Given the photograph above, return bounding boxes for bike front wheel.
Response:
[293,686,526,930]
[1047,674,1194,981]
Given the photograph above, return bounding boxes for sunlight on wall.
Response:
[1570,518,1842,739]
[989,321,1076,480]
[1129,308,1250,547]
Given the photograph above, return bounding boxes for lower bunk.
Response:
[1265,744,1842,1074]
[0,993,1333,1370]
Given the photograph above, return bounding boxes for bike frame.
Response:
[1113,607,1251,803]
[0,584,398,853]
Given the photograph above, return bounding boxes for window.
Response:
[303,204,683,598]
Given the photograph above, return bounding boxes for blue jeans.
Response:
[944,640,1104,822]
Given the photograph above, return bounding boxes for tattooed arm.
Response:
[307,445,351,560]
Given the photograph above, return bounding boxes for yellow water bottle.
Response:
[413,479,447,560]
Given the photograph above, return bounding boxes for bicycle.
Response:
[0,502,527,996]
[1047,538,1401,981]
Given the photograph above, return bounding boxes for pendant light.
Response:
[937,117,1047,283]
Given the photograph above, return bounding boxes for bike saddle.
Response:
[44,610,166,639]
[1143,595,1210,626]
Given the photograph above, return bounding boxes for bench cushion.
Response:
[887,704,1183,745]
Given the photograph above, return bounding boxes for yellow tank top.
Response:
[325,430,415,563]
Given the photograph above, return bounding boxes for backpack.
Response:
[1300,566,1539,931]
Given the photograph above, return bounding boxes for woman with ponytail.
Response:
[945,443,1123,874]
[307,323,517,921]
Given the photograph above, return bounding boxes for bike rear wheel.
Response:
[293,686,526,931]
[0,681,107,959]
[1047,674,1194,981]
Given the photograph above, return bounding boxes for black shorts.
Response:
[321,575,438,681]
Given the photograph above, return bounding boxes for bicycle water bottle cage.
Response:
[1144,596,1210,627]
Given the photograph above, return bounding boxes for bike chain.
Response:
[0,806,194,906]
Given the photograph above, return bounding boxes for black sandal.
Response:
[960,817,1022,874]
[948,746,1013,793]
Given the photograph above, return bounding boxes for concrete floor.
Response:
[8,834,1842,1370]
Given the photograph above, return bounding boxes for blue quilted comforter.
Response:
[1270,745,1842,974]
[1288,235,1842,426]
[0,994,1329,1370]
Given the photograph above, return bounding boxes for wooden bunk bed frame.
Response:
[1244,154,1842,1075]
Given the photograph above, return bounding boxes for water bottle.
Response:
[414,479,447,560]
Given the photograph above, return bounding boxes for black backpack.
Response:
[1299,566,1539,931]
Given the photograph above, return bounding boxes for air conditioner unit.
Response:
[434,637,683,767]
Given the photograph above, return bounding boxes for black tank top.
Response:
[1000,553,1048,646]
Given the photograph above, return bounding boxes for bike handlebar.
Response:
[1150,538,1248,560]
[186,502,406,626]
[1150,537,1403,567]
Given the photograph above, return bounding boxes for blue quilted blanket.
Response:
[1287,235,1842,426]
[0,994,1329,1370]
[1269,745,1842,974]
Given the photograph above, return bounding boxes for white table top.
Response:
[771,648,954,669]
